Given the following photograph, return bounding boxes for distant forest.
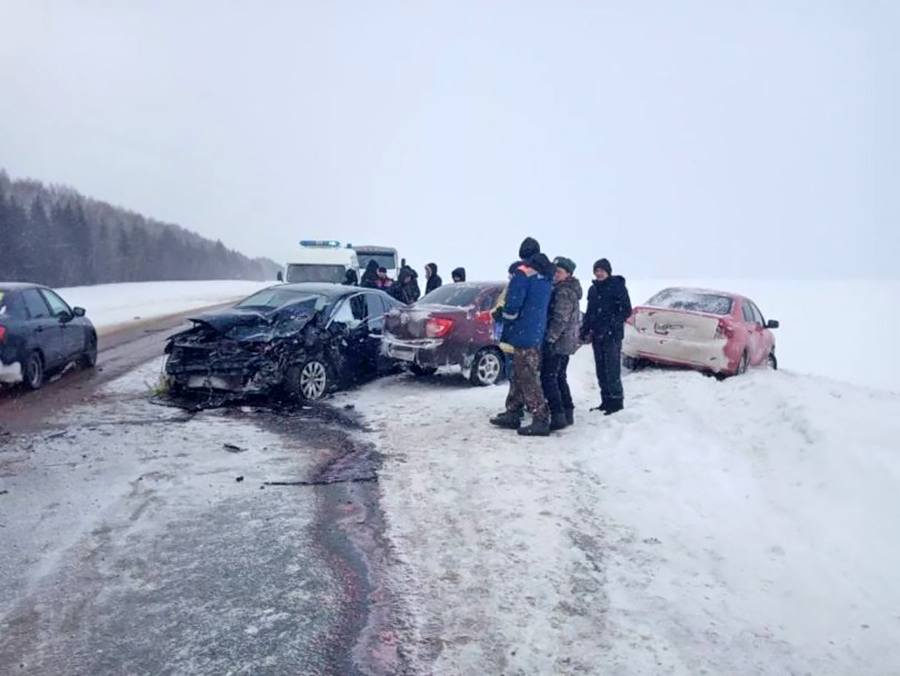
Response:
[0,169,281,287]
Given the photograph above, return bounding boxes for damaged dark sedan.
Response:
[164,283,404,401]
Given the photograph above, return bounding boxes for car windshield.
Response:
[357,253,397,271]
[647,289,734,315]
[420,284,481,307]
[285,264,347,283]
[236,288,329,312]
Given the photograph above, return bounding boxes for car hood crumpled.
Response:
[180,301,319,344]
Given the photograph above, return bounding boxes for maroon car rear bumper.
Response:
[383,335,477,370]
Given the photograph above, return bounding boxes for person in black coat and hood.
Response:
[360,259,379,289]
[392,265,421,304]
[425,263,442,294]
[451,267,466,283]
[580,258,632,414]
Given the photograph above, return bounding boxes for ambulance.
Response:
[283,241,359,284]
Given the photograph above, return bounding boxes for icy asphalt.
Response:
[0,355,408,676]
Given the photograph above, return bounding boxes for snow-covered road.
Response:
[0,359,406,676]
[340,352,900,674]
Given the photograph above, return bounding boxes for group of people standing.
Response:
[348,259,468,305]
[490,237,632,437]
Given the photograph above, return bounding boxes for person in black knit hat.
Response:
[580,257,632,414]
[490,237,555,436]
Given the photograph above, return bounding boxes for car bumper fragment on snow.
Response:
[0,360,23,384]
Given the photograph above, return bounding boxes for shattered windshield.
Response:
[420,284,480,307]
[647,289,734,316]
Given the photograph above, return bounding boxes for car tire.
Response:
[736,350,750,376]
[24,351,44,390]
[622,355,645,371]
[767,351,778,370]
[470,348,504,387]
[286,357,332,401]
[80,332,98,369]
[410,363,438,377]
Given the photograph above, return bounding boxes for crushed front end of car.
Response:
[163,300,335,397]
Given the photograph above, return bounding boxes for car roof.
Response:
[439,281,505,289]
[0,282,48,292]
[273,282,405,301]
[657,286,740,299]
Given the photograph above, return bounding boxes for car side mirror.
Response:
[766,319,779,329]
[73,307,86,318]
[276,271,284,282]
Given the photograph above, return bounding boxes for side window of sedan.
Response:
[478,288,501,312]
[331,295,367,329]
[22,289,50,319]
[40,290,72,318]
[741,302,755,324]
[365,293,387,331]
[750,302,765,326]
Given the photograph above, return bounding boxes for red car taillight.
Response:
[715,320,734,339]
[0,325,6,343]
[425,318,454,338]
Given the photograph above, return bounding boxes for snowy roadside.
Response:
[337,351,900,675]
[57,280,271,334]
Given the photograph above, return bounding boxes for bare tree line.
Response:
[0,169,281,287]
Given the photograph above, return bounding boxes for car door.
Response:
[741,299,766,365]
[363,292,394,373]
[40,289,83,360]
[21,289,64,368]
[749,301,773,363]
[474,287,502,346]
[330,293,370,377]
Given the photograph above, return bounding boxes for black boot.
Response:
[550,412,568,431]
[564,408,575,426]
[490,410,523,429]
[590,397,608,412]
[517,418,551,436]
[603,398,624,415]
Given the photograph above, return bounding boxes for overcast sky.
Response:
[1,1,896,280]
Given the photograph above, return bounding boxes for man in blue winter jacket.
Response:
[490,237,555,436]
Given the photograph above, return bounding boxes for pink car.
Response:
[622,287,779,377]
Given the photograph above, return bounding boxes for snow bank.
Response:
[343,356,900,674]
[57,280,271,333]
[625,280,900,394]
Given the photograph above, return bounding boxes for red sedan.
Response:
[383,282,506,386]
[622,287,779,377]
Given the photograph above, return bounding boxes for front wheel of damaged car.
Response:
[286,358,331,402]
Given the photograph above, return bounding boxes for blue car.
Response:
[0,283,98,390]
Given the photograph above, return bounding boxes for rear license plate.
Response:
[389,346,416,362]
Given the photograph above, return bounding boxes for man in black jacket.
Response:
[425,263,442,294]
[580,258,632,415]
[451,267,466,283]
